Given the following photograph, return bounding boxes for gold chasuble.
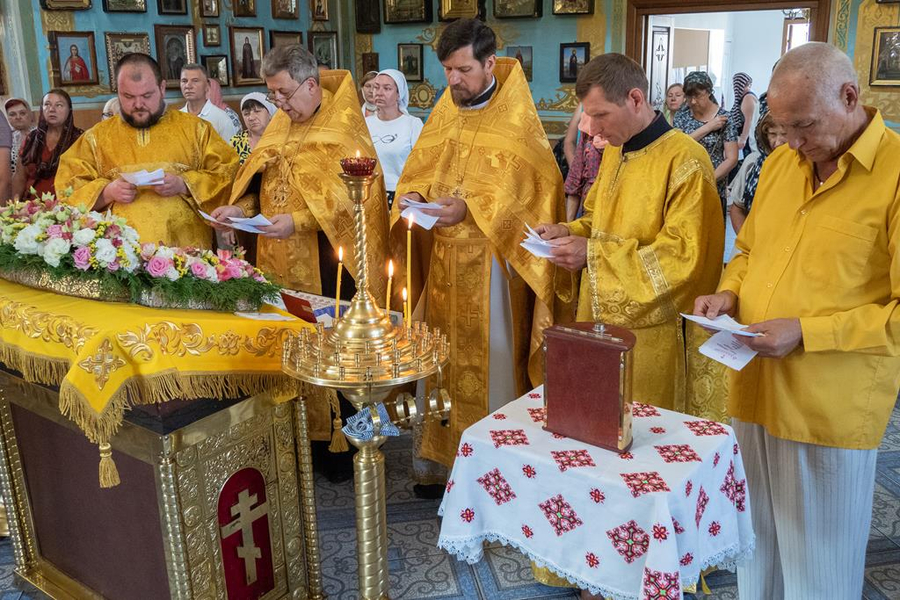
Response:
[230,70,389,299]
[392,58,570,469]
[568,128,726,418]
[57,110,239,249]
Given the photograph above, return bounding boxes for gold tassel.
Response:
[700,571,712,594]
[328,416,348,453]
[98,442,120,488]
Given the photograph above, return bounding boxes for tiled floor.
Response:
[3,401,900,599]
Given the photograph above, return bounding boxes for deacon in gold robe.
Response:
[534,52,727,599]
[212,45,389,480]
[538,53,726,417]
[392,20,569,493]
[57,53,238,249]
[215,44,388,301]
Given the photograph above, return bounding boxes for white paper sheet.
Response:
[234,311,297,321]
[400,206,440,230]
[198,211,272,234]
[699,330,758,370]
[680,313,762,337]
[520,225,556,259]
[121,168,165,187]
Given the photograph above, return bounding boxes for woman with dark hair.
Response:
[674,71,738,214]
[12,89,82,200]
[728,113,787,234]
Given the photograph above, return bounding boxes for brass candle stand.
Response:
[282,157,450,600]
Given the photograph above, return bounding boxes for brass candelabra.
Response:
[282,157,450,600]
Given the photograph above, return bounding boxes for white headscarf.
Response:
[376,69,410,115]
[240,92,277,117]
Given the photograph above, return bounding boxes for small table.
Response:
[437,387,755,600]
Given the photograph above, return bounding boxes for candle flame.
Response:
[402,287,408,301]
[355,149,361,158]
[338,246,343,261]
[407,214,414,229]
[388,259,394,276]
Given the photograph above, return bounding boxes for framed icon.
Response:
[203,54,230,87]
[384,0,432,24]
[233,0,256,17]
[871,27,900,86]
[154,25,197,87]
[105,32,151,91]
[493,0,541,19]
[560,42,589,83]
[362,52,380,74]
[157,0,187,15]
[398,43,423,82]
[270,31,303,48]
[203,24,221,47]
[310,0,329,20]
[49,31,100,87]
[231,26,265,86]
[199,0,218,17]
[356,0,381,33]
[102,0,147,12]
[506,45,532,81]
[272,0,299,18]
[552,0,593,15]
[309,31,339,70]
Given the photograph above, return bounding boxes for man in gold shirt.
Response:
[393,19,567,495]
[212,45,388,481]
[57,53,238,249]
[537,54,724,416]
[695,43,900,598]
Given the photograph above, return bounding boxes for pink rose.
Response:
[46,224,63,238]
[216,249,233,261]
[190,261,207,278]
[73,246,91,271]
[107,260,119,272]
[225,264,243,280]
[146,255,172,278]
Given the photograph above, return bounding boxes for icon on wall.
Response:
[154,25,197,88]
[203,54,230,87]
[309,31,339,70]
[398,43,423,82]
[230,27,265,86]
[559,42,589,83]
[49,31,100,87]
[105,32,151,91]
[506,45,533,81]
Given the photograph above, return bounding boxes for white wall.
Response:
[728,10,786,106]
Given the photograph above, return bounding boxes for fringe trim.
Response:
[326,391,347,453]
[0,342,70,389]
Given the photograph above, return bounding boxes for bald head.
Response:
[769,42,858,109]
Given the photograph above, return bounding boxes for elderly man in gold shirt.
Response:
[537,54,725,417]
[695,42,900,598]
[212,44,388,482]
[393,19,568,496]
[57,53,238,249]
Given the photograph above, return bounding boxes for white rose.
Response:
[14,224,42,255]
[122,225,140,244]
[72,228,96,247]
[164,266,180,281]
[42,237,71,268]
[205,264,218,282]
[87,211,105,222]
[93,238,117,265]
[121,244,139,273]
[155,246,175,260]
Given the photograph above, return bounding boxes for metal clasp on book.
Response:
[592,322,624,343]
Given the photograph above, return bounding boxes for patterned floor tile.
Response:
[864,563,900,600]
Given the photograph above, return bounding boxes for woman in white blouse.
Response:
[365,69,423,208]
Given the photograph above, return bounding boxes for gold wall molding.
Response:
[536,86,578,111]
[409,80,437,109]
[832,0,853,51]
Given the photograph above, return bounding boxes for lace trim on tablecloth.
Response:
[438,532,756,600]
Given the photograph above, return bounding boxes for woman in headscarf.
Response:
[359,70,378,118]
[229,92,276,164]
[208,78,243,133]
[365,69,423,209]
[12,88,82,200]
[674,71,738,215]
[730,72,758,157]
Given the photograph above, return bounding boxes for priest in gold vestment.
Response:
[212,45,389,477]
[538,54,726,421]
[392,20,568,493]
[57,53,238,249]
[534,51,727,600]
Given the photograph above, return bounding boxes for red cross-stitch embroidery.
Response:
[655,444,702,463]
[679,553,693,566]
[650,427,666,434]
[539,494,583,536]
[607,520,650,564]
[522,464,537,478]
[620,452,635,460]
[685,480,693,497]
[642,568,681,600]
[458,443,474,457]
[720,461,748,512]
[490,429,529,448]
[461,508,475,523]
[552,433,567,439]
[551,449,596,472]
[477,468,517,506]
[527,407,546,423]
[492,413,507,420]
[734,443,740,455]
[684,420,728,436]
[709,521,721,536]
[713,452,721,467]
[621,472,671,498]
[586,552,600,568]
[446,479,454,494]
[590,488,605,503]
[695,487,709,527]
[522,524,534,538]
[528,392,541,399]
[672,518,685,534]
[652,524,669,541]
[633,402,661,417]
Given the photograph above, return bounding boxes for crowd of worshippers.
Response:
[0,17,898,600]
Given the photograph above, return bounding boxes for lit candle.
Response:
[335,246,343,320]
[385,260,393,311]
[406,214,413,310]
[402,287,409,327]
[355,149,361,159]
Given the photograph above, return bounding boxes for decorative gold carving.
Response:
[294,396,326,599]
[77,338,126,389]
[415,21,518,50]
[541,119,570,136]
[0,298,98,354]
[409,80,438,109]
[117,322,291,361]
[0,398,38,572]
[536,86,579,111]
[157,440,193,599]
[833,0,853,51]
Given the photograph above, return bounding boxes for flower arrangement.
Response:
[0,191,280,312]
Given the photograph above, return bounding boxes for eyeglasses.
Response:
[265,78,311,105]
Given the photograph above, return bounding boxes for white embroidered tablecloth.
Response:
[437,386,755,600]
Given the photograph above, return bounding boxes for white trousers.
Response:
[733,419,877,600]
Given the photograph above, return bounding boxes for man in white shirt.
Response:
[179,63,239,142]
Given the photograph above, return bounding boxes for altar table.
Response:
[437,387,755,600]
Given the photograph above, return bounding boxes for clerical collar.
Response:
[462,76,497,110]
[622,111,671,153]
